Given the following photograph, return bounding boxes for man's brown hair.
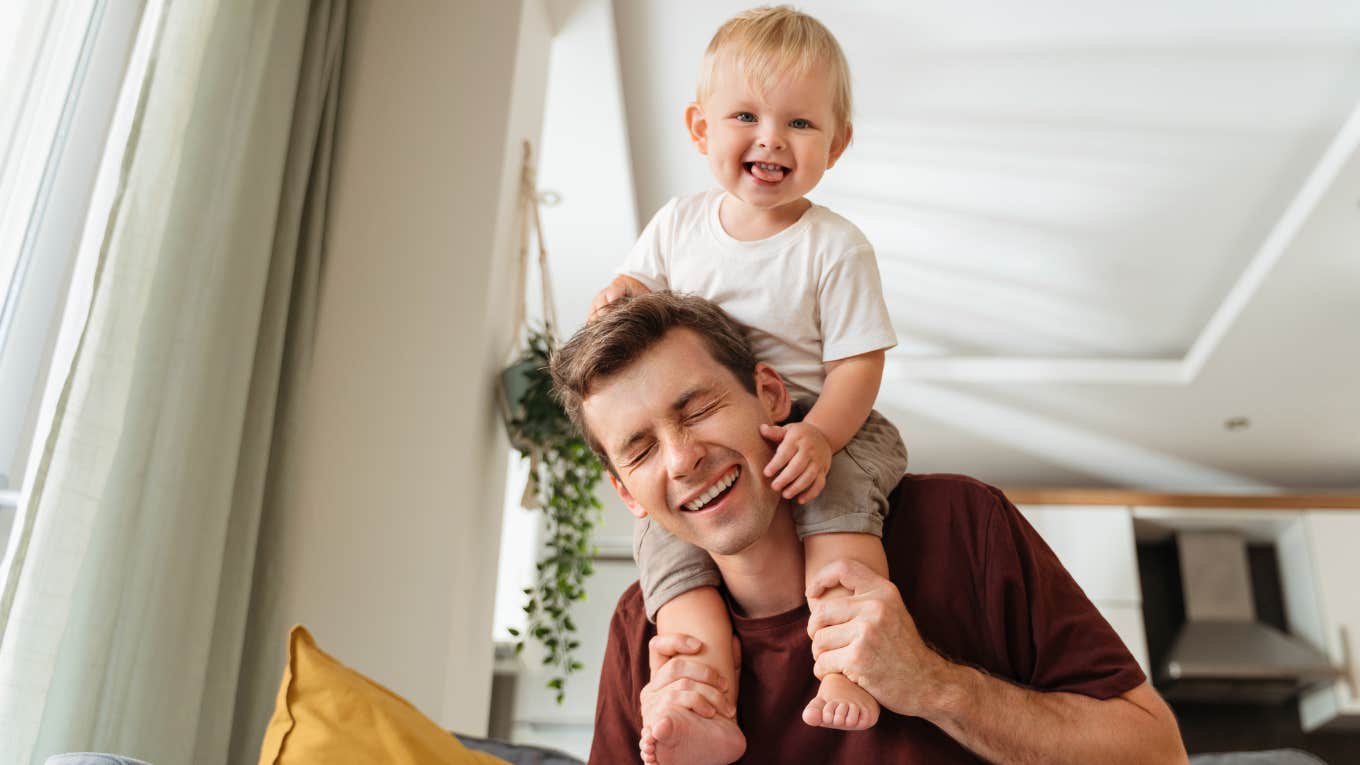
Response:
[550,292,758,470]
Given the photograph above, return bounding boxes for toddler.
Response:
[589,4,907,750]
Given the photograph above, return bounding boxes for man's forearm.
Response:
[921,663,1187,765]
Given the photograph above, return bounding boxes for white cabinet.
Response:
[1097,603,1151,674]
[1018,505,1143,604]
[1017,505,1149,674]
[1280,511,1360,731]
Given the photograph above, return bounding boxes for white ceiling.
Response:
[556,0,1360,491]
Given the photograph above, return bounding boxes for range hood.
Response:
[1158,531,1339,704]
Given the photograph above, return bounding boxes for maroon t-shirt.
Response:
[588,474,1147,764]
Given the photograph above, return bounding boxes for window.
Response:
[0,0,148,551]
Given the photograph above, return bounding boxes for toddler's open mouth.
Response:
[745,161,788,183]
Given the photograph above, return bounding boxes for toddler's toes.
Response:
[640,727,658,764]
[802,696,828,727]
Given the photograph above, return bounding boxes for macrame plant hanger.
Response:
[500,140,559,509]
[510,140,559,357]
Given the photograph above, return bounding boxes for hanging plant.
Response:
[501,331,604,703]
[498,142,604,702]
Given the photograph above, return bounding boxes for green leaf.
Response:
[505,324,605,706]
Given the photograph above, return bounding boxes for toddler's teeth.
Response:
[749,163,785,182]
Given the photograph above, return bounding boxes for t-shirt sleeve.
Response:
[616,199,676,292]
[817,244,898,362]
[588,587,647,765]
[977,489,1148,699]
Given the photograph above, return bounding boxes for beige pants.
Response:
[633,398,908,621]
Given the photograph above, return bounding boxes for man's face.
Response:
[686,60,850,214]
[582,328,790,557]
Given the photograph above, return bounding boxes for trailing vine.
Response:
[503,328,605,703]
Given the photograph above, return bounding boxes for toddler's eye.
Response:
[789,118,811,129]
[734,112,756,123]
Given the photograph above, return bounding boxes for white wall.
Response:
[228,1,552,760]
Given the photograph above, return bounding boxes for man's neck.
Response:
[710,505,806,618]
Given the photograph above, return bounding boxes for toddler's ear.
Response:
[827,121,853,169]
[685,102,709,154]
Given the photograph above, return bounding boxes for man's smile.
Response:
[680,465,742,512]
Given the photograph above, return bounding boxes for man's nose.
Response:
[662,430,705,479]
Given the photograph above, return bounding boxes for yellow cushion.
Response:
[258,625,509,765]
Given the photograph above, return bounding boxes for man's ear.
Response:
[826,121,853,170]
[754,361,792,423]
[608,472,647,520]
[685,102,709,155]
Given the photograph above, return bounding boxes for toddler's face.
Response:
[688,61,849,213]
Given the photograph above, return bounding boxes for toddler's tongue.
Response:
[749,162,786,183]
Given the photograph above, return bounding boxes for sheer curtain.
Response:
[0,0,347,762]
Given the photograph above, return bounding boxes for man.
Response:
[551,292,1187,764]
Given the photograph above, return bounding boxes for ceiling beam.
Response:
[885,92,1360,385]
[884,354,1187,384]
[884,382,1274,490]
[1181,93,1360,379]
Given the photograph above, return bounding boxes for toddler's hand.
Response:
[760,421,832,504]
[588,274,651,322]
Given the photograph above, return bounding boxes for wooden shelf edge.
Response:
[1000,488,1360,510]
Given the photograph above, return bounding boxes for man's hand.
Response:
[641,633,738,725]
[639,633,746,765]
[588,274,651,322]
[809,560,1188,764]
[760,421,832,504]
[806,559,949,718]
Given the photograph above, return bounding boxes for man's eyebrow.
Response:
[611,385,718,458]
[670,384,715,414]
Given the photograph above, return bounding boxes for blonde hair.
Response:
[697,5,853,131]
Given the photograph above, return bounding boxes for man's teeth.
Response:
[684,468,739,511]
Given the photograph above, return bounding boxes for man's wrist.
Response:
[911,652,975,726]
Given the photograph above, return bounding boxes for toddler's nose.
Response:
[757,132,785,151]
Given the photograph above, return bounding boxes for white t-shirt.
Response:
[618,189,896,394]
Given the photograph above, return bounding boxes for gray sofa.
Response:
[452,735,1329,765]
[459,733,585,764]
[42,742,1327,764]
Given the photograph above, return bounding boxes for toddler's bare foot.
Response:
[640,707,745,765]
[802,672,879,731]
